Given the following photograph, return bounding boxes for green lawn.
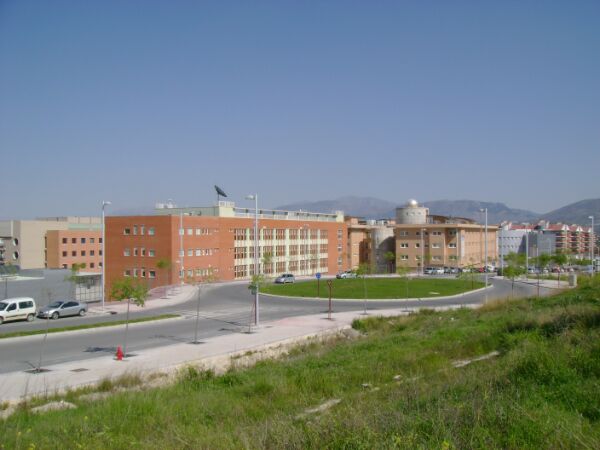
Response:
[261,276,484,299]
[2,276,599,448]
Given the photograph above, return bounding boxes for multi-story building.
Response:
[105,202,347,296]
[498,221,593,261]
[345,217,395,272]
[394,200,498,271]
[46,229,103,271]
[0,217,101,270]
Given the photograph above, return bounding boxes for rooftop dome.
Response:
[407,199,419,207]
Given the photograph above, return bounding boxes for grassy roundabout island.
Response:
[261,277,485,299]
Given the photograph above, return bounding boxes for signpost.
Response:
[316,272,321,298]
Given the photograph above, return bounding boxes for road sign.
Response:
[316,273,321,279]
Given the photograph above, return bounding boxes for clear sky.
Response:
[1,1,599,219]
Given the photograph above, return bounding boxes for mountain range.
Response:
[276,196,600,227]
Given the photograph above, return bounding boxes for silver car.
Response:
[38,300,87,320]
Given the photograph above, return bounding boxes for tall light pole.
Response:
[101,201,111,311]
[480,208,488,294]
[420,228,425,276]
[179,211,184,285]
[523,223,530,279]
[246,194,259,326]
[590,215,595,274]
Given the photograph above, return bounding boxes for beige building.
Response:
[395,200,497,271]
[0,217,101,270]
[346,217,395,273]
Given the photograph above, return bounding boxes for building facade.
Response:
[394,200,498,270]
[46,230,103,271]
[345,217,395,272]
[0,217,101,270]
[105,202,347,297]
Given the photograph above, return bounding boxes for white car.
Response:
[336,270,357,279]
[0,297,37,324]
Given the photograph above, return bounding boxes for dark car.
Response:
[38,300,88,319]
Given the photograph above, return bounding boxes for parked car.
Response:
[274,273,295,284]
[424,267,444,275]
[37,300,87,319]
[336,270,357,279]
[0,297,36,324]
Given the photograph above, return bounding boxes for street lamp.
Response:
[590,215,595,274]
[523,223,530,279]
[246,194,259,327]
[101,200,111,310]
[480,208,488,296]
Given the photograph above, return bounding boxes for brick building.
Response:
[105,202,347,297]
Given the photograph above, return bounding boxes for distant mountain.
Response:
[276,197,539,224]
[422,200,539,224]
[539,198,600,228]
[276,196,398,219]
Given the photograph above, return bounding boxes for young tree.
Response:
[110,277,148,359]
[65,262,86,299]
[396,263,411,299]
[156,258,172,298]
[551,252,568,287]
[383,251,396,274]
[503,252,525,298]
[3,262,17,299]
[186,268,219,344]
[356,262,371,314]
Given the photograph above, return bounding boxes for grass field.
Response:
[2,276,599,449]
[261,276,484,299]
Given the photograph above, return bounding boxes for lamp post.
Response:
[523,223,530,279]
[590,215,595,274]
[101,200,111,310]
[480,208,488,298]
[246,194,259,326]
[420,228,425,276]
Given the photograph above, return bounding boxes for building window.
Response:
[431,243,440,249]
[90,250,95,256]
[415,243,420,248]
[337,229,343,239]
[72,238,77,244]
[179,250,184,257]
[124,270,131,277]
[400,255,409,260]
[148,227,155,236]
[62,238,67,244]
[81,250,86,256]
[72,251,77,257]
[148,249,155,257]
[62,251,67,257]
[140,226,145,235]
[141,248,146,257]
[432,231,442,236]
[133,225,138,235]
[399,243,409,248]
[99,262,103,267]
[448,243,457,249]
[187,249,193,257]
[99,250,103,256]
[90,262,95,268]
[124,228,131,235]
[337,244,342,252]
[90,238,95,243]
[99,238,103,244]
[134,248,138,256]
[149,270,156,278]
[187,228,193,236]
[81,237,86,244]
[399,231,408,237]
[432,256,441,261]
[337,257,343,265]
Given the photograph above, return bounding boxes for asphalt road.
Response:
[0,277,550,374]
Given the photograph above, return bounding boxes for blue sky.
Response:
[1,1,599,218]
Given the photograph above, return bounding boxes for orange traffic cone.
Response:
[115,346,124,361]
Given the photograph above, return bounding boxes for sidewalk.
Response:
[495,276,573,290]
[0,302,469,404]
[87,284,198,315]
